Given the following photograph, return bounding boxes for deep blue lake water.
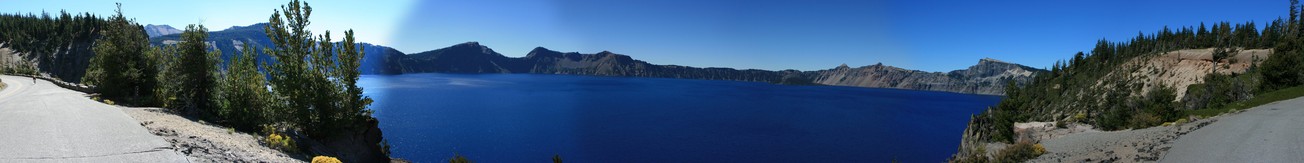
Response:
[358,73,1001,162]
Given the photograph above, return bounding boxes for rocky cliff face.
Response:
[808,58,1039,95]
[143,24,182,38]
[397,42,1042,95]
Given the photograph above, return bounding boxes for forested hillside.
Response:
[952,1,1304,162]
[0,11,107,82]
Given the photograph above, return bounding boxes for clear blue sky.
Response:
[0,0,414,50]
[0,0,1288,71]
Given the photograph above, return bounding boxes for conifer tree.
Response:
[217,44,272,130]
[84,3,156,103]
[172,24,221,115]
[263,0,374,138]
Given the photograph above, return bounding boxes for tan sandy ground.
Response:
[121,107,306,163]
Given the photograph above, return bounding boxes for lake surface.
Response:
[358,73,1001,162]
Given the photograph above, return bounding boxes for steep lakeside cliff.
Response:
[398,42,1043,95]
[808,58,1039,94]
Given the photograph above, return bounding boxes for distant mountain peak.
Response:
[224,23,268,31]
[979,57,1008,64]
[143,24,182,38]
[146,24,175,28]
[457,41,481,46]
[530,46,551,52]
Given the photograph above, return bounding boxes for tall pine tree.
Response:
[83,3,156,103]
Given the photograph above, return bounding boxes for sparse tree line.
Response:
[2,1,386,161]
[955,0,1304,162]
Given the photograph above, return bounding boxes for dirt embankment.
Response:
[121,107,306,163]
[1122,48,1270,99]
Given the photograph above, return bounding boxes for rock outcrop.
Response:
[808,58,1039,95]
[300,119,390,163]
[144,24,182,38]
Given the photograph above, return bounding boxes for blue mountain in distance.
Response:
[143,24,183,38]
[148,23,406,74]
[149,23,1042,95]
[398,42,1044,95]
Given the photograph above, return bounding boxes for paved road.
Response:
[1162,97,1304,163]
[0,75,186,162]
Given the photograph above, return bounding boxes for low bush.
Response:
[992,141,1046,163]
[950,151,990,163]
[311,156,341,163]
[1127,113,1163,129]
[1174,118,1189,125]
[265,133,296,152]
[1071,112,1087,122]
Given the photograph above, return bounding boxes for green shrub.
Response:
[265,133,296,152]
[1259,49,1304,92]
[992,141,1047,163]
[1071,112,1087,122]
[950,151,991,163]
[1127,113,1163,129]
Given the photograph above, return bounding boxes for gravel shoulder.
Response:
[120,107,306,163]
[1028,118,1215,163]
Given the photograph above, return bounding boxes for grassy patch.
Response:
[1186,85,1304,117]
